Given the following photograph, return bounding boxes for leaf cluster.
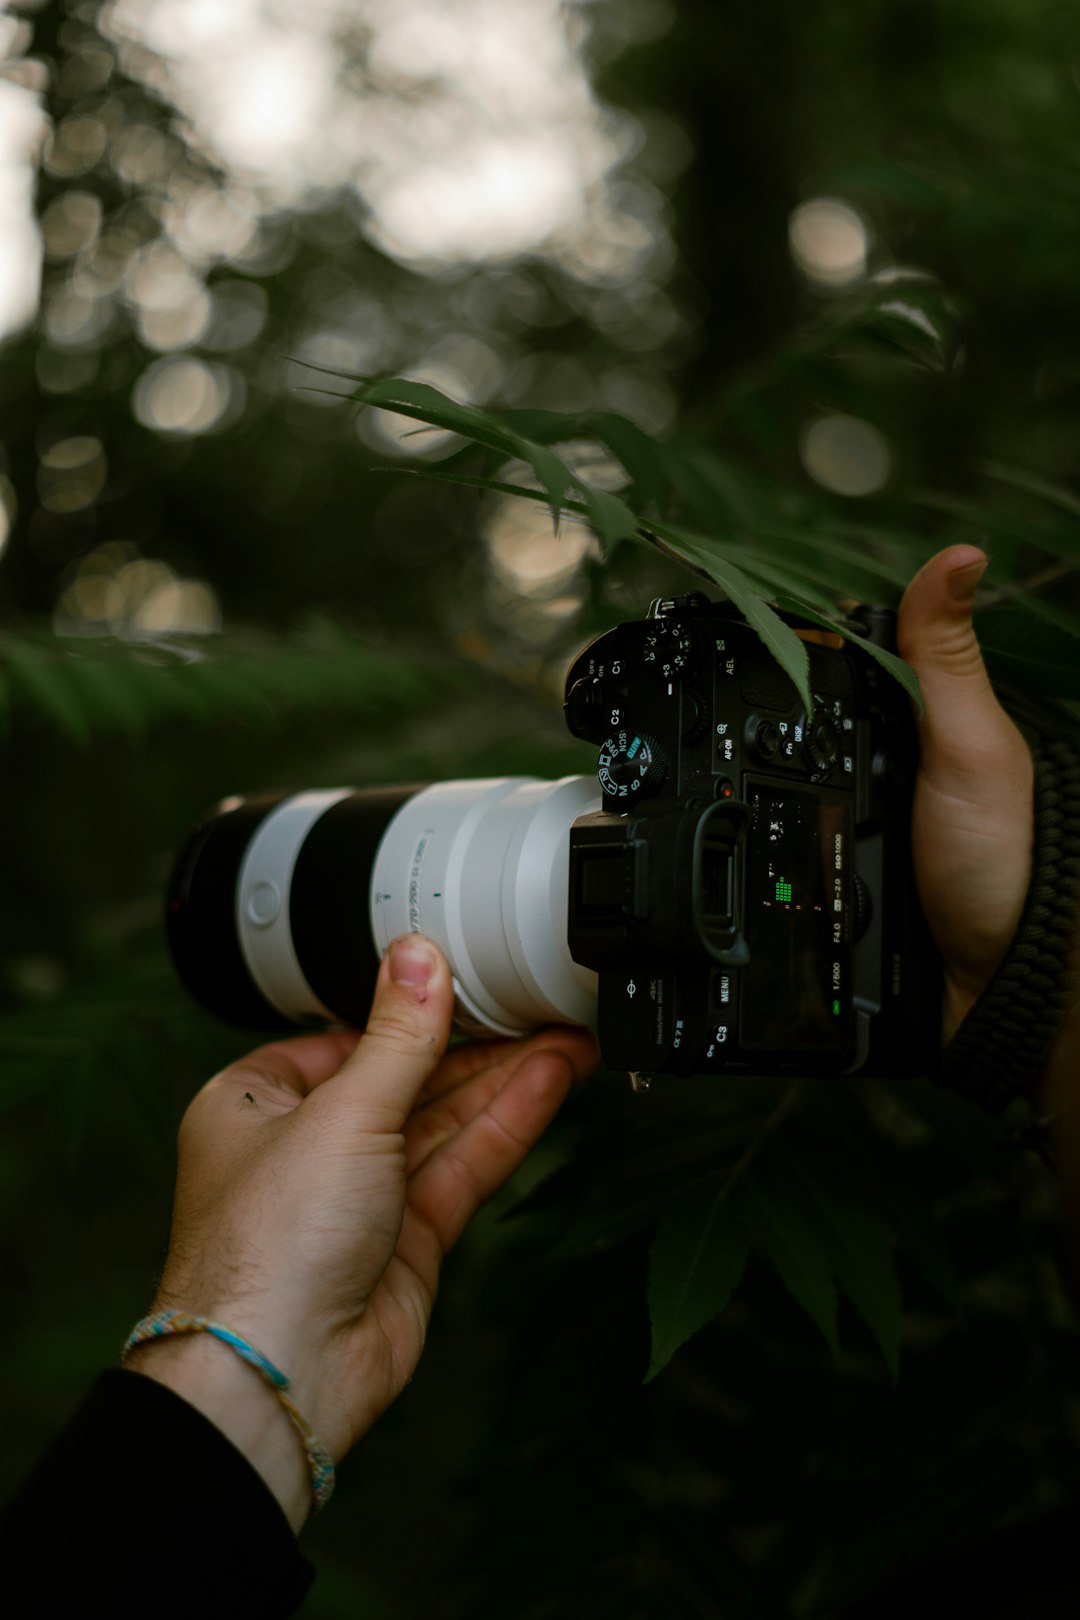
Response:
[341,372,1080,717]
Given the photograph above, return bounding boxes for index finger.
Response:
[224,1028,362,1100]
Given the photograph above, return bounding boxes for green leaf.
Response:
[830,274,963,374]
[771,593,924,714]
[2,638,94,744]
[544,1174,692,1260]
[646,522,813,714]
[333,370,922,715]
[645,1181,751,1381]
[976,457,1080,525]
[743,1164,840,1356]
[586,411,671,515]
[548,1143,755,1262]
[913,491,1080,584]
[810,1086,963,1315]
[57,655,155,739]
[354,377,645,551]
[0,623,436,745]
[723,541,892,613]
[782,1149,903,1380]
[664,442,761,531]
[752,520,920,593]
[351,376,577,526]
[574,481,641,554]
[698,547,841,611]
[661,444,919,604]
[976,604,1080,697]
[489,407,589,443]
[501,407,671,515]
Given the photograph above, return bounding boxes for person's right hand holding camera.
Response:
[898,546,1080,1198]
[897,545,1035,1046]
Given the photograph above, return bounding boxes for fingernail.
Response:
[947,556,988,603]
[388,935,437,992]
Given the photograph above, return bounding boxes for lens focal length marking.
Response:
[408,831,434,935]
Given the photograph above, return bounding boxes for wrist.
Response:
[126,1332,312,1533]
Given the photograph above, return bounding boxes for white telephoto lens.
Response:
[370,776,600,1036]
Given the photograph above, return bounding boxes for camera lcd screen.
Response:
[741,779,852,1051]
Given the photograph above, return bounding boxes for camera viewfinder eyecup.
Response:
[567,797,749,971]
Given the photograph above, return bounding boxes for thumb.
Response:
[897,545,1026,791]
[334,935,456,1124]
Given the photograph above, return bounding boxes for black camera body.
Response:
[563,592,937,1079]
[166,589,938,1084]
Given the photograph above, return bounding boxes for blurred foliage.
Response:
[3,0,1080,1616]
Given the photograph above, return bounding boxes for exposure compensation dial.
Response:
[642,620,697,680]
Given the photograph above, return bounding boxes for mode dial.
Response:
[642,620,697,680]
[597,731,668,802]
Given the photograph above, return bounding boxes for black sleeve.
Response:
[0,1367,316,1619]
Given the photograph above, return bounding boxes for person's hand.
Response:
[129,935,598,1527]
[897,545,1034,1044]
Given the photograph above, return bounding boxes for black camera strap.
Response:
[938,705,1080,1149]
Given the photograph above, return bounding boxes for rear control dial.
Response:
[753,719,781,760]
[597,732,668,801]
[680,686,711,745]
[642,621,697,680]
[804,700,840,774]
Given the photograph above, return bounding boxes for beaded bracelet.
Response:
[123,1309,335,1512]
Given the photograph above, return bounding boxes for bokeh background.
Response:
[4,2,1080,1615]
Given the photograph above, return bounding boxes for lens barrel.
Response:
[167,776,600,1034]
[167,792,292,1028]
[167,785,420,1029]
[369,777,599,1034]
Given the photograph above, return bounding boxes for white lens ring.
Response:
[369,777,599,1036]
[501,777,599,1027]
[236,789,351,1019]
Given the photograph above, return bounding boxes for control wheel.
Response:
[753,719,781,761]
[804,700,840,775]
[852,871,873,941]
[680,686,712,745]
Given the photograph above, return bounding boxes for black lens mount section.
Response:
[289,786,425,1026]
[166,794,290,1029]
